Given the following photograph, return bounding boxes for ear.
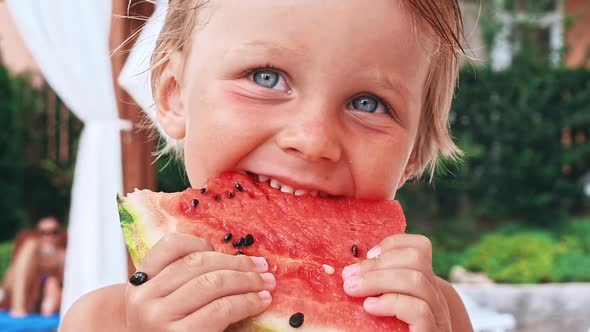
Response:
[396,152,417,189]
[154,52,186,140]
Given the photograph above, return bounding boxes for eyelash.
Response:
[241,63,286,79]
[349,92,402,125]
[351,93,396,115]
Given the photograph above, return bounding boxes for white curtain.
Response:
[119,0,167,126]
[6,0,129,318]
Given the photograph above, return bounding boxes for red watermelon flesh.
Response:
[118,172,408,331]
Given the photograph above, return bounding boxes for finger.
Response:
[138,233,214,277]
[174,290,272,331]
[342,248,432,281]
[363,293,437,332]
[343,269,441,313]
[162,270,275,315]
[145,252,269,297]
[367,234,432,260]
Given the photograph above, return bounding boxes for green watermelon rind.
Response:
[117,194,150,268]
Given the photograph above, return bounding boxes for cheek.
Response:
[182,83,278,186]
[186,81,282,127]
[347,131,414,199]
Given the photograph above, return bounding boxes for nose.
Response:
[275,113,342,162]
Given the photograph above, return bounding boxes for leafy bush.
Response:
[433,250,465,280]
[461,232,563,283]
[551,218,590,282]
[0,65,77,240]
[559,218,590,253]
[553,252,590,282]
[0,66,25,240]
[0,241,14,281]
[432,219,590,283]
[155,154,189,193]
[400,65,590,227]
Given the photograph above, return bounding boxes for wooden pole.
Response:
[110,0,156,274]
[566,0,590,67]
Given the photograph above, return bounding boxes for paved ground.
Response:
[455,283,590,332]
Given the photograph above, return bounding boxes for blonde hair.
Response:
[150,0,465,179]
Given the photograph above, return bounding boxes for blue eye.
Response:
[252,69,280,88]
[349,95,388,114]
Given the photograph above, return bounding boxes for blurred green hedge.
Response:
[0,241,14,281]
[399,64,590,227]
[433,218,590,283]
[462,232,562,283]
[0,66,76,241]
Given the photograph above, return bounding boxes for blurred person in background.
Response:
[0,215,67,317]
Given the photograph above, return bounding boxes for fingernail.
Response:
[342,263,360,280]
[363,297,379,309]
[260,273,276,290]
[367,246,381,259]
[251,256,268,272]
[258,290,272,301]
[343,277,361,291]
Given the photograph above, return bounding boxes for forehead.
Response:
[199,0,432,59]
[193,0,433,94]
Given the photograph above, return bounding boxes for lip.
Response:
[246,171,341,198]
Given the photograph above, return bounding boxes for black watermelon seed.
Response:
[244,234,255,246]
[233,237,245,248]
[200,188,207,194]
[352,244,359,257]
[192,199,199,207]
[223,233,233,243]
[236,251,245,255]
[228,192,234,199]
[235,183,244,192]
[214,194,221,201]
[289,312,304,328]
[129,271,148,286]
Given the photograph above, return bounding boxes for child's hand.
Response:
[342,234,451,332]
[125,233,275,332]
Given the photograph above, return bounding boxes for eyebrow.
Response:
[365,69,413,105]
[236,40,309,60]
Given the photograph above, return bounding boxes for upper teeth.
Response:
[280,185,293,193]
[259,175,324,197]
[294,189,307,196]
[270,178,281,189]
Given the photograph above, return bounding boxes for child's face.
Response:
[158,0,432,200]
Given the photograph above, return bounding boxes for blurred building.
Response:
[0,3,42,85]
[462,0,590,69]
[2,1,589,78]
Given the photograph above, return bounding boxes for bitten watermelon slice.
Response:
[117,172,408,331]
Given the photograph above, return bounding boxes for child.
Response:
[62,0,473,331]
